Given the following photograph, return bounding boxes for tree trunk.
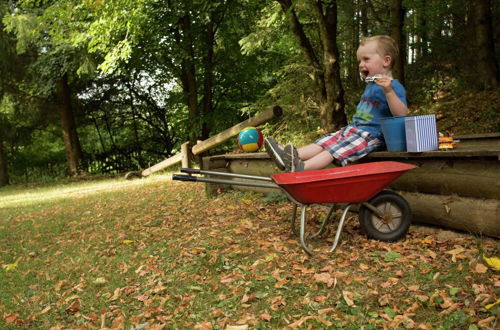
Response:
[276,0,347,132]
[471,0,499,90]
[390,0,406,84]
[60,73,85,176]
[351,0,361,85]
[178,15,198,122]
[359,0,368,37]
[0,131,8,186]
[313,0,347,131]
[201,21,215,140]
[416,0,428,59]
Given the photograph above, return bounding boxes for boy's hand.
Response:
[375,76,393,93]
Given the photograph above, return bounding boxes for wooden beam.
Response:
[141,153,182,177]
[192,106,282,155]
[399,191,500,238]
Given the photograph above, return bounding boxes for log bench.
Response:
[201,133,500,238]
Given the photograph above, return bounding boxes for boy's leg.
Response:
[283,145,334,172]
[297,144,324,161]
[303,150,335,170]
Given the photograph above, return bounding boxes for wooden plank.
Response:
[141,153,182,177]
[192,106,282,155]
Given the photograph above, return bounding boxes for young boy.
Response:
[265,35,408,172]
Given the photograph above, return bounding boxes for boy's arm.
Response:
[376,77,408,117]
[385,89,408,116]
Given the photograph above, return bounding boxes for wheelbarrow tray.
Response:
[271,161,416,204]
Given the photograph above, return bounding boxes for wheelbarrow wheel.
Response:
[359,190,411,242]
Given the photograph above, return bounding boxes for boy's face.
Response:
[357,41,392,78]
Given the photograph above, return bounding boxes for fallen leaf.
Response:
[65,299,80,315]
[415,295,429,302]
[54,280,71,292]
[359,263,370,270]
[477,316,496,327]
[313,273,334,287]
[482,255,500,271]
[485,298,500,310]
[259,312,272,321]
[2,257,22,272]
[342,291,355,306]
[241,293,256,303]
[445,247,465,262]
[378,294,390,306]
[195,321,213,330]
[4,313,19,324]
[474,263,488,274]
[111,314,125,329]
[225,325,248,330]
[284,316,332,329]
[318,308,335,315]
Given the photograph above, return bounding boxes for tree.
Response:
[4,0,87,176]
[390,0,405,84]
[470,0,499,90]
[275,0,347,132]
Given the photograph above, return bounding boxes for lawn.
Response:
[0,173,498,329]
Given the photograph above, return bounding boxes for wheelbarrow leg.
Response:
[328,204,353,252]
[308,204,336,239]
[290,204,299,237]
[299,205,314,256]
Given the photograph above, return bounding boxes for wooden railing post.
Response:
[181,141,192,169]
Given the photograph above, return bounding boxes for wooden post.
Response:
[192,106,282,155]
[181,141,192,169]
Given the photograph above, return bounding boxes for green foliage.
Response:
[0,0,498,182]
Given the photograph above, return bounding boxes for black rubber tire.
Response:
[359,190,412,242]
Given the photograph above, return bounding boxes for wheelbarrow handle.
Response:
[172,174,198,182]
[180,168,201,174]
[180,168,273,182]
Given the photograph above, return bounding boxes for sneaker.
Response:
[283,144,305,172]
[264,138,286,170]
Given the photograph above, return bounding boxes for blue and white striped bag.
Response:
[404,115,438,152]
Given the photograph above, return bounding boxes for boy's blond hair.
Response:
[360,35,399,69]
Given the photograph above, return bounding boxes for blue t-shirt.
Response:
[352,80,407,138]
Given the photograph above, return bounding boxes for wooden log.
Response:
[192,106,283,155]
[141,153,182,177]
[388,159,500,199]
[399,191,500,238]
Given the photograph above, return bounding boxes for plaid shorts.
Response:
[314,125,384,166]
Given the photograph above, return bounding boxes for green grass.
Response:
[0,174,498,329]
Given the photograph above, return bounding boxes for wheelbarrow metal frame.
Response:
[173,168,388,255]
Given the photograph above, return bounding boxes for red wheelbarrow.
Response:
[173,161,416,255]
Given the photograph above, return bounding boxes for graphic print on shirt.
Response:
[354,96,381,124]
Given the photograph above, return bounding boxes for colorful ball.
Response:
[238,127,263,152]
